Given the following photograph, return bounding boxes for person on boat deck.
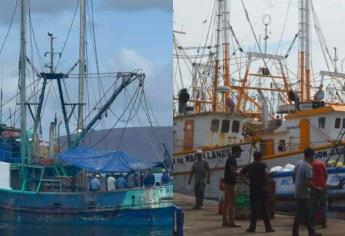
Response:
[127,170,137,188]
[222,145,242,227]
[116,174,127,189]
[90,175,101,191]
[143,169,155,188]
[240,151,275,233]
[106,173,116,191]
[310,158,328,228]
[161,169,170,185]
[292,148,322,236]
[188,149,210,210]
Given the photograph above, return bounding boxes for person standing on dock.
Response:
[222,145,242,227]
[310,158,328,228]
[292,148,322,236]
[240,151,275,233]
[188,149,210,210]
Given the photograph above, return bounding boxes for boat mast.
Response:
[298,0,311,102]
[19,0,28,163]
[77,0,86,132]
[213,0,223,111]
[222,0,231,102]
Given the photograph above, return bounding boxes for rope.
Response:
[274,0,292,55]
[55,0,79,71]
[0,0,18,57]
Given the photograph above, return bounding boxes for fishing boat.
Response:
[173,0,345,205]
[0,0,173,225]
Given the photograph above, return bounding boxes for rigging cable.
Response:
[0,0,18,57]
[274,0,292,55]
[89,85,142,148]
[55,0,79,71]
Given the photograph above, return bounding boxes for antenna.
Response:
[333,47,338,73]
[44,33,61,73]
[262,14,271,54]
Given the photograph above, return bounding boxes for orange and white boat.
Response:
[173,0,345,200]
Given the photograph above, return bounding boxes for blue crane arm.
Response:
[71,72,145,148]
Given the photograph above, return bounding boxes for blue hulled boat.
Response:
[0,0,173,226]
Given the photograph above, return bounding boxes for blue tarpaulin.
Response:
[57,146,156,172]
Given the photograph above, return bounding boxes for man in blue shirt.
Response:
[116,174,127,189]
[90,175,101,191]
[161,169,170,185]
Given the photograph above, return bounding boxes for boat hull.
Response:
[174,145,345,200]
[272,167,345,212]
[0,185,173,225]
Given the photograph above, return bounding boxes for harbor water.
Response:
[0,223,171,236]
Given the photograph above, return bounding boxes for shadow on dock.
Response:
[174,193,344,236]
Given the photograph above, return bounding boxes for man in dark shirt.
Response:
[222,145,242,227]
[143,169,155,188]
[240,151,275,233]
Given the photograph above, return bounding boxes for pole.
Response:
[78,0,86,132]
[305,0,311,101]
[213,0,223,111]
[223,0,231,103]
[298,0,305,102]
[19,0,27,164]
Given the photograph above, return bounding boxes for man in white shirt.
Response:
[107,173,116,191]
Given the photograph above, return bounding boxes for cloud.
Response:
[0,0,78,25]
[107,49,172,125]
[100,0,172,12]
[108,48,154,75]
[0,0,172,25]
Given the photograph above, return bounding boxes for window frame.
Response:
[318,117,326,129]
[221,119,230,133]
[231,120,240,133]
[335,118,341,129]
[210,119,220,132]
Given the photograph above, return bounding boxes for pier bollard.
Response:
[174,205,184,236]
[218,178,225,214]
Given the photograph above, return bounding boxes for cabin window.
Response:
[232,120,240,133]
[210,119,220,132]
[335,118,341,129]
[342,118,345,129]
[278,140,286,152]
[318,117,326,129]
[221,120,230,133]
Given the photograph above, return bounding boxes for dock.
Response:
[174,193,344,236]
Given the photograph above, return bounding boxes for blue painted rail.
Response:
[0,149,20,163]
[173,205,184,236]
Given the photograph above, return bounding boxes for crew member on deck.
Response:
[116,174,127,189]
[90,174,101,191]
[161,169,170,185]
[188,149,210,210]
[127,170,137,188]
[143,169,155,188]
[106,173,116,191]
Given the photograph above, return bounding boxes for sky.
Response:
[173,0,345,97]
[0,0,172,137]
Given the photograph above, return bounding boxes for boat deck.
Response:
[174,193,344,236]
